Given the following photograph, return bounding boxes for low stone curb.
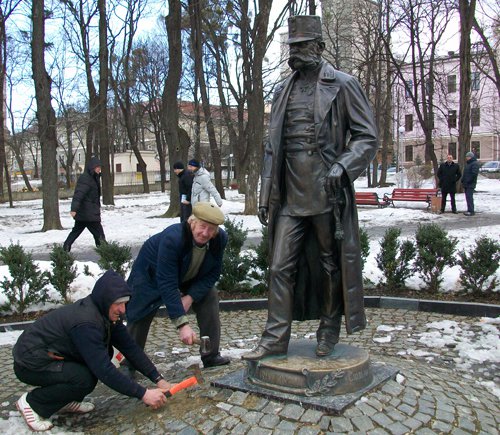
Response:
[1,296,498,333]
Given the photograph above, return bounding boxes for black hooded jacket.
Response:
[71,157,102,222]
[13,270,161,399]
[177,169,194,201]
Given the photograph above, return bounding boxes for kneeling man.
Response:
[13,270,172,432]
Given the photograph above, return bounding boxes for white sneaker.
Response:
[16,392,54,432]
[59,401,95,414]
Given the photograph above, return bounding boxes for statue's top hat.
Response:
[287,15,322,44]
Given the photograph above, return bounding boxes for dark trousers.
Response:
[14,362,97,418]
[180,203,192,223]
[441,190,457,212]
[464,187,475,213]
[260,213,343,352]
[64,220,106,251]
[126,287,222,361]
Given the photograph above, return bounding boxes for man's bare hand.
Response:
[325,163,345,197]
[178,324,197,345]
[258,207,268,226]
[142,388,167,409]
[181,295,193,313]
[70,211,76,218]
[157,379,174,390]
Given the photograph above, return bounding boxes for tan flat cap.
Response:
[193,202,224,225]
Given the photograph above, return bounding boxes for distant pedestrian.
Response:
[437,154,461,214]
[187,159,223,207]
[63,157,106,252]
[462,151,480,216]
[173,161,194,222]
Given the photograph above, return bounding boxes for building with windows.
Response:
[395,51,500,165]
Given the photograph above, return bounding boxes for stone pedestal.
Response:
[212,339,399,414]
[245,340,372,396]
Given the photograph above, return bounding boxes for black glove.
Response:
[325,163,346,197]
[258,207,268,226]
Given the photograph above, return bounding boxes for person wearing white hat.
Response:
[125,202,230,369]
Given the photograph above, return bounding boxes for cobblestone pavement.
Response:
[1,308,498,434]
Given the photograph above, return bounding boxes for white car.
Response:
[480,161,500,173]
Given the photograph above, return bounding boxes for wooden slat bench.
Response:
[355,192,389,207]
[383,188,439,208]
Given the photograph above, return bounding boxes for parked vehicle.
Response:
[479,161,500,173]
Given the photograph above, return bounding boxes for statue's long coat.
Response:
[260,61,378,334]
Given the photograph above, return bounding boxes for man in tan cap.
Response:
[125,202,230,370]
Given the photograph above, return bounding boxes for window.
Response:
[405,145,413,162]
[404,114,413,132]
[448,142,457,159]
[447,75,457,93]
[116,163,122,173]
[471,107,480,127]
[405,79,413,98]
[471,141,480,159]
[78,153,81,162]
[471,72,480,91]
[448,110,457,129]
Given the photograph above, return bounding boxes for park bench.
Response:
[355,192,389,207]
[383,188,439,209]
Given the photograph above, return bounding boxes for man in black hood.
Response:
[13,270,172,432]
[63,156,106,252]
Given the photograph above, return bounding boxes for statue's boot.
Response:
[241,344,287,361]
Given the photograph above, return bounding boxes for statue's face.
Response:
[288,40,323,71]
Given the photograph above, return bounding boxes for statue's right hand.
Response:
[258,207,268,226]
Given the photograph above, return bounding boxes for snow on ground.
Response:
[1,175,499,402]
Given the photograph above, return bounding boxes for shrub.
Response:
[414,223,457,292]
[48,244,77,304]
[0,243,49,314]
[218,218,252,293]
[95,241,132,278]
[376,227,415,290]
[359,227,370,271]
[249,226,269,295]
[457,236,500,295]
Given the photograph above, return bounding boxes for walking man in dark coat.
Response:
[63,156,106,251]
[13,270,172,432]
[437,154,461,213]
[243,15,378,361]
[462,151,480,216]
[173,161,194,222]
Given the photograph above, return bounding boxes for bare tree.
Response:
[0,0,22,203]
[31,0,62,230]
[457,0,477,174]
[385,0,454,176]
[109,0,151,193]
[161,0,186,217]
[187,0,224,199]
[59,0,114,204]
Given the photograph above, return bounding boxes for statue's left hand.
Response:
[325,163,345,197]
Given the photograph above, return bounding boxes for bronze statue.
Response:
[243,15,378,361]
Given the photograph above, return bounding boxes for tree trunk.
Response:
[188,0,224,199]
[458,0,476,186]
[32,0,62,231]
[97,0,114,204]
[161,0,185,217]
[0,6,6,201]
